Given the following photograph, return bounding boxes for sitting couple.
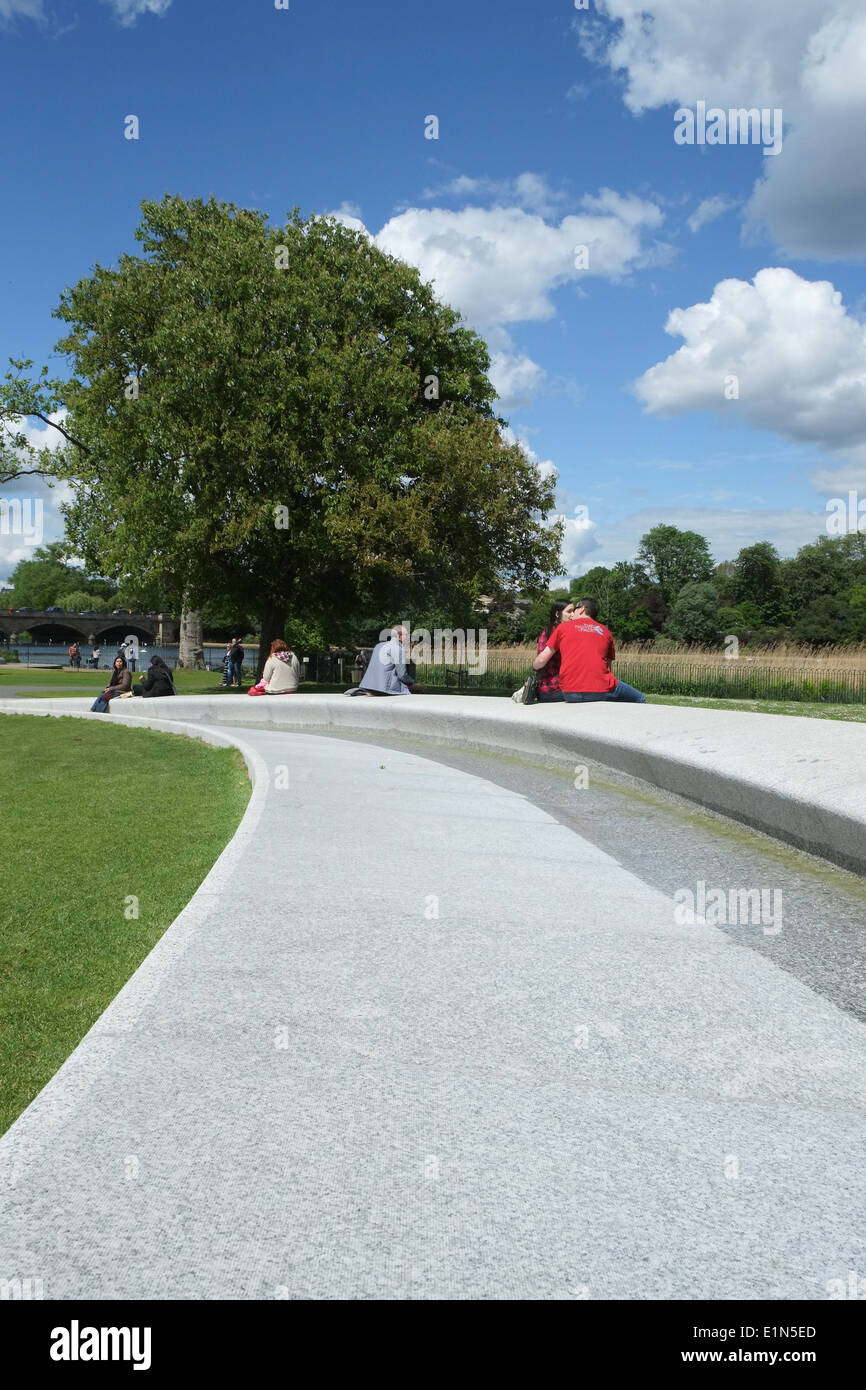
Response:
[523,597,645,704]
[90,654,175,712]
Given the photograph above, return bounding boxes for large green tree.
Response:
[733,541,782,622]
[53,196,560,671]
[6,543,115,610]
[779,534,866,624]
[571,561,660,640]
[637,524,714,606]
[663,581,720,646]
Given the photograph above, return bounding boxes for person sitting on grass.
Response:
[90,655,131,713]
[532,597,646,703]
[248,638,301,695]
[132,654,175,698]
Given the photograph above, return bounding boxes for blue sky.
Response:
[2,0,865,583]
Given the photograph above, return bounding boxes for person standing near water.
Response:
[228,637,245,688]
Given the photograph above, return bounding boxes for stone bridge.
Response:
[0,610,179,645]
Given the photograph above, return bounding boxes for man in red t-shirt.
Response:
[532,598,646,702]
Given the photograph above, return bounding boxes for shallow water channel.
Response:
[285,725,866,1026]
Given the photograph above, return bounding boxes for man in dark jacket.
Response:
[228,637,245,688]
[132,655,176,698]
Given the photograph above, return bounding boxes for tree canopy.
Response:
[50,195,561,666]
[636,524,714,606]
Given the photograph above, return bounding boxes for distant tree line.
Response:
[504,524,866,648]
[6,523,866,653]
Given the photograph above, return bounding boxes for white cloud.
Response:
[1,0,172,25]
[371,190,664,414]
[634,268,866,454]
[809,445,866,495]
[583,1,866,258]
[500,423,599,575]
[327,181,663,422]
[554,510,601,574]
[376,195,663,326]
[0,412,74,580]
[0,0,43,20]
[801,12,866,111]
[500,425,558,482]
[320,201,368,234]
[2,409,70,460]
[687,196,735,233]
[101,0,173,25]
[420,172,567,218]
[594,505,827,567]
[489,352,546,412]
[746,109,866,258]
[584,1,807,113]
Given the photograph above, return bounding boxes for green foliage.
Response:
[779,534,866,623]
[284,615,327,651]
[717,601,764,635]
[637,524,714,605]
[62,590,110,613]
[712,560,738,606]
[571,561,662,640]
[52,195,561,661]
[0,359,82,487]
[793,594,865,645]
[520,591,571,642]
[663,582,720,646]
[5,543,117,611]
[732,542,783,622]
[486,609,525,646]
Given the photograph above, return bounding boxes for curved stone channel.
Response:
[305,725,866,1026]
[1,721,864,1300]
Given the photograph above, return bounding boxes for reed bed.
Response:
[414,642,866,703]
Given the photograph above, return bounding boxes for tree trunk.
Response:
[177,604,205,669]
[257,602,287,679]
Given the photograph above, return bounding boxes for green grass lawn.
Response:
[0,666,236,696]
[645,693,866,722]
[0,715,250,1135]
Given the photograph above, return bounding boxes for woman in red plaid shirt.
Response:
[536,599,574,702]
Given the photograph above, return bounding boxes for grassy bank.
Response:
[0,715,250,1135]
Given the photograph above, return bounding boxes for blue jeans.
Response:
[230,664,243,687]
[563,680,646,704]
[90,695,110,713]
